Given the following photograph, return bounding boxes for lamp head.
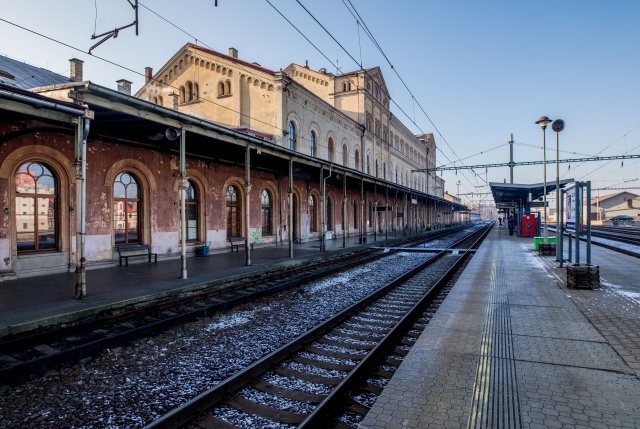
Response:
[535,116,552,130]
[552,119,565,133]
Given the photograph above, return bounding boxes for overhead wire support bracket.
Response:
[89,0,139,54]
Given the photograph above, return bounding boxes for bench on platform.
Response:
[116,244,158,267]
[229,236,246,252]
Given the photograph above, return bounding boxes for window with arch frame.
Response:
[342,144,348,166]
[288,121,297,150]
[261,189,273,236]
[113,172,141,245]
[185,180,199,241]
[328,137,335,162]
[308,194,317,232]
[226,185,242,237]
[310,130,317,157]
[15,161,58,252]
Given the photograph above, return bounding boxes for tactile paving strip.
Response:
[467,248,522,429]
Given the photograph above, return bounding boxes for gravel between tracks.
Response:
[0,251,434,428]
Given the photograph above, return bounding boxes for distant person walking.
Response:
[498,217,502,226]
[507,215,515,236]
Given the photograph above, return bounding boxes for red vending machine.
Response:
[520,214,537,237]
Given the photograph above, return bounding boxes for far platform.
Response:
[0,228,438,337]
[361,224,640,428]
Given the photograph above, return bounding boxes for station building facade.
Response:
[0,53,464,281]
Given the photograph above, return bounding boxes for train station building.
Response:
[0,52,467,281]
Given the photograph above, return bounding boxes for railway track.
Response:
[0,226,469,385]
[144,224,492,429]
[549,225,640,258]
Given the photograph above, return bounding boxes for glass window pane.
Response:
[126,182,138,199]
[114,182,126,198]
[126,202,139,242]
[37,175,55,195]
[16,196,35,251]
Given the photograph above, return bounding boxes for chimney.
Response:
[228,47,238,59]
[69,58,84,82]
[319,68,326,74]
[116,79,132,95]
[145,67,153,83]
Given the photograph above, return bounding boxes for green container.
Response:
[534,236,556,251]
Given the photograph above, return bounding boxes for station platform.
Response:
[361,225,640,428]
[0,230,427,337]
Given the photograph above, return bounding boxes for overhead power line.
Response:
[415,154,640,173]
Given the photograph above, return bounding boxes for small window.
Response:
[310,130,317,157]
[288,121,297,150]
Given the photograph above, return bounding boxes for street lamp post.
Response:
[535,116,552,243]
[552,119,565,261]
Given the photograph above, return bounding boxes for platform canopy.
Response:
[490,179,574,207]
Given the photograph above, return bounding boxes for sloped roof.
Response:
[591,191,639,204]
[0,55,69,89]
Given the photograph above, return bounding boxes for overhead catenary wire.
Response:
[337,0,482,188]
[287,0,479,192]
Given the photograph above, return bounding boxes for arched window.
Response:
[225,80,231,95]
[114,172,141,245]
[15,161,57,252]
[355,149,360,171]
[342,144,348,166]
[328,137,335,162]
[383,162,387,180]
[375,159,379,177]
[396,167,399,183]
[226,185,242,237]
[308,195,317,232]
[310,130,317,157]
[179,86,186,103]
[261,189,272,236]
[326,197,333,231]
[366,155,371,175]
[185,180,198,241]
[288,121,297,150]
[186,81,194,102]
[218,81,225,97]
[342,82,347,92]
[193,83,199,101]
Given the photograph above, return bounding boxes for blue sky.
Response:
[2,0,639,204]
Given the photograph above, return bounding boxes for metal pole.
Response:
[575,182,581,265]
[385,185,389,240]
[586,181,592,265]
[509,133,514,183]
[560,188,565,268]
[342,174,347,248]
[288,159,293,258]
[373,183,377,242]
[320,167,325,252]
[74,116,90,299]
[179,130,187,279]
[360,178,364,244]
[543,126,548,242]
[555,131,560,261]
[244,147,251,266]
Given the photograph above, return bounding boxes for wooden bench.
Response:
[229,236,246,252]
[117,244,158,267]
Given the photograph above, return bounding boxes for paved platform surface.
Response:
[0,230,429,336]
[361,225,640,429]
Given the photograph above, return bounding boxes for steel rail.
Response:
[143,224,492,429]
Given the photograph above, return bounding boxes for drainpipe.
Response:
[288,158,293,258]
[245,146,252,266]
[342,173,347,248]
[74,115,90,299]
[179,130,187,279]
